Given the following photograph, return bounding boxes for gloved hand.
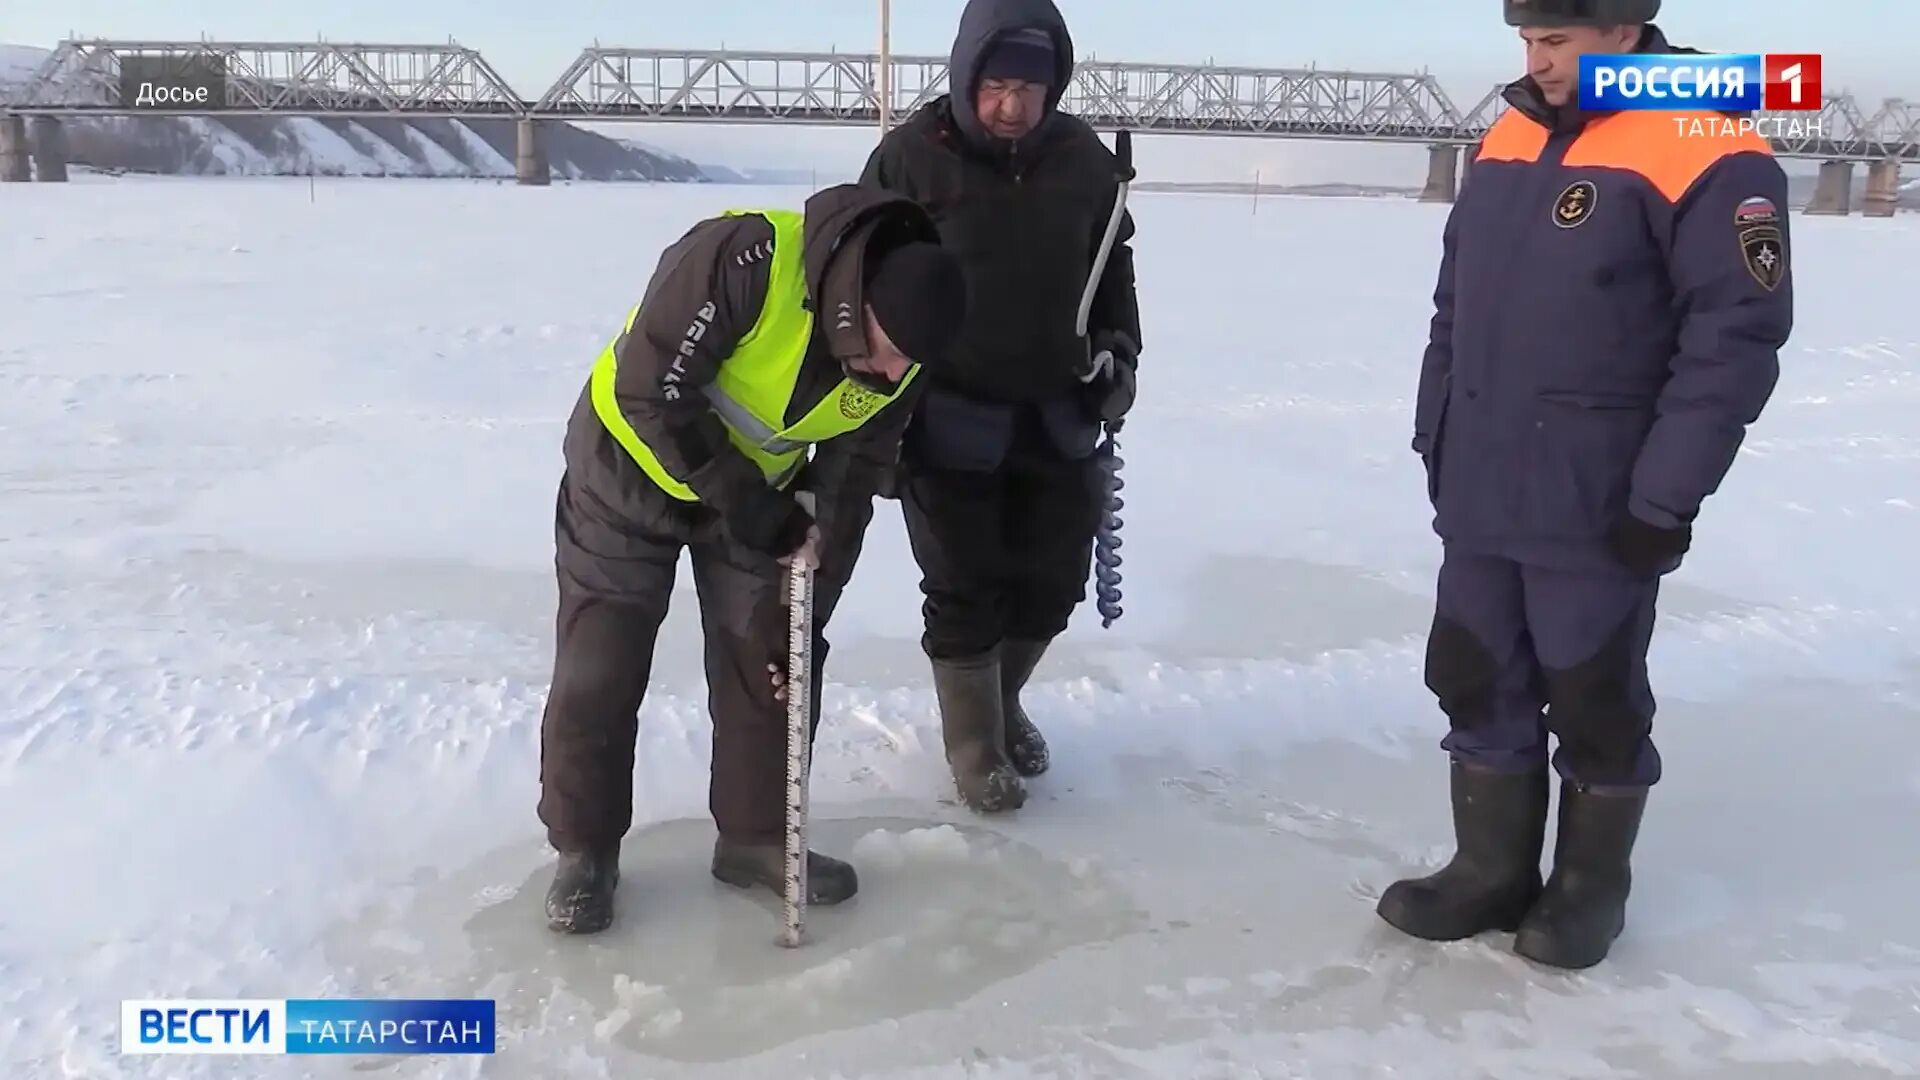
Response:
[725,485,814,560]
[1607,513,1691,579]
[1078,329,1139,424]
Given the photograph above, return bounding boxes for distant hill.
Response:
[47,113,709,181]
[0,42,42,87]
[695,163,820,186]
[0,44,705,182]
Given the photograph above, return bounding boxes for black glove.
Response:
[725,485,813,559]
[1080,330,1139,424]
[1607,513,1691,579]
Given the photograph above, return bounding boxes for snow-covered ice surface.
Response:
[3,174,1918,1078]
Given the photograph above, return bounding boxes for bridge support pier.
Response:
[1862,159,1901,218]
[30,117,69,182]
[1806,160,1853,215]
[516,119,550,186]
[0,115,31,183]
[1420,144,1459,202]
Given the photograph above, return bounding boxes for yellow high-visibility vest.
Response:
[590,209,919,502]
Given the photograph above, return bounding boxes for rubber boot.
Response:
[1514,782,1647,969]
[710,837,859,904]
[1376,761,1549,940]
[1000,638,1051,777]
[545,845,619,934]
[930,650,1027,813]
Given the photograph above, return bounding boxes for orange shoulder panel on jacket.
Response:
[1562,110,1774,202]
[1475,109,1550,164]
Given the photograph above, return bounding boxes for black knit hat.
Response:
[865,242,967,368]
[979,28,1056,86]
[1504,0,1660,26]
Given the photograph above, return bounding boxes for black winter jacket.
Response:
[859,0,1141,409]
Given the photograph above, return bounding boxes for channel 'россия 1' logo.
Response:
[1581,53,1823,112]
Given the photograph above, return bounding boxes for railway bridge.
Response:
[4,38,1915,214]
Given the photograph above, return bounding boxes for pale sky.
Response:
[8,1,1909,184]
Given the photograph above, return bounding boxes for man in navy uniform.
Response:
[1378,0,1793,968]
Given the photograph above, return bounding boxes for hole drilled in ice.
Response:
[323,815,1149,1064]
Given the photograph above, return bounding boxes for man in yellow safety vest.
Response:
[539,184,967,934]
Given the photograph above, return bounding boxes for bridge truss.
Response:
[5,39,1917,161]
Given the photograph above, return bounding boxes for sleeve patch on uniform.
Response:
[1739,225,1786,290]
[1734,196,1780,227]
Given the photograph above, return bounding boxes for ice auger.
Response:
[1075,128,1135,629]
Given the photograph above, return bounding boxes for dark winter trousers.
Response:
[1426,547,1663,788]
[536,531,827,853]
[900,413,1106,661]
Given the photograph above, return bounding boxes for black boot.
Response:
[710,838,859,904]
[1376,761,1549,941]
[930,650,1027,813]
[1514,782,1647,969]
[1000,638,1052,777]
[545,846,620,934]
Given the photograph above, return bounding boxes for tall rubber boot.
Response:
[1514,782,1647,969]
[930,650,1027,813]
[545,845,619,934]
[1000,638,1051,777]
[710,838,859,904]
[1376,761,1548,940]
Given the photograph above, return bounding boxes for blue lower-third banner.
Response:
[121,998,495,1054]
[287,999,494,1054]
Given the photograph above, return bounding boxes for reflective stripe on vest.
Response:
[589,208,920,502]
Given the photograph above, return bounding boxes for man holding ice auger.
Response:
[860,0,1143,815]
[1379,0,1793,968]
[536,184,967,934]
